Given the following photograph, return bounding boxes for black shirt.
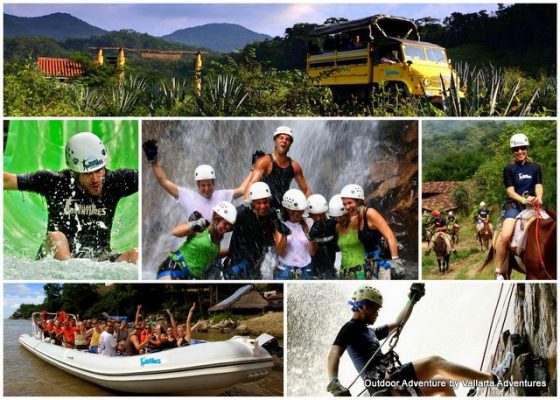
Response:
[262,154,295,209]
[333,319,391,380]
[309,218,338,276]
[17,168,138,256]
[228,205,276,267]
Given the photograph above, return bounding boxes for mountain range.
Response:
[3,12,271,53]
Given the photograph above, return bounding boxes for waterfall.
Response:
[142,120,417,279]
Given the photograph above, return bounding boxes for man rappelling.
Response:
[327,283,515,396]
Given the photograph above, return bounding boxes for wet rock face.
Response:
[485,284,556,397]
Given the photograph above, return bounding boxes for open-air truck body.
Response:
[307,15,464,102]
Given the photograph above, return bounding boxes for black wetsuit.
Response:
[308,218,338,279]
[225,205,276,279]
[262,154,295,209]
[16,168,138,259]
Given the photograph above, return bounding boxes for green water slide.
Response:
[3,120,139,261]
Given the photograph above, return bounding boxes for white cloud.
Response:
[3,284,45,318]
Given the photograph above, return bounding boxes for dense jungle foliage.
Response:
[4,4,556,116]
[10,284,280,320]
[423,121,557,214]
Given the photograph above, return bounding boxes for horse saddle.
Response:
[511,209,551,255]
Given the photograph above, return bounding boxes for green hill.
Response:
[163,23,270,53]
[4,12,107,41]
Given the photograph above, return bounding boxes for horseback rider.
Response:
[447,211,459,230]
[327,284,515,396]
[495,133,543,280]
[475,202,493,234]
[425,210,456,255]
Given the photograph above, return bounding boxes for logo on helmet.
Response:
[82,158,104,171]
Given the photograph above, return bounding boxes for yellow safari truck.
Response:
[307,15,463,102]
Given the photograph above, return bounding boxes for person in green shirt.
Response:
[157,201,237,280]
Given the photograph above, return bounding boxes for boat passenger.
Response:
[126,325,150,356]
[117,321,129,343]
[86,319,102,353]
[74,322,88,350]
[99,323,117,356]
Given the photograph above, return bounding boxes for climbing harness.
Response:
[345,287,423,397]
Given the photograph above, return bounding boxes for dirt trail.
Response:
[422,222,492,280]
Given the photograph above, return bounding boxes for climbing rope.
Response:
[484,284,515,396]
[479,285,504,370]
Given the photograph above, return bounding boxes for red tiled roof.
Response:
[422,181,460,211]
[37,57,85,78]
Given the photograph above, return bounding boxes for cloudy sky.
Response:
[3,283,46,318]
[4,2,501,37]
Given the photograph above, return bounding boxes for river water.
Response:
[4,319,283,396]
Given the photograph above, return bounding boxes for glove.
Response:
[190,218,209,233]
[408,283,426,302]
[326,380,351,397]
[390,258,406,279]
[142,139,158,163]
[251,150,266,166]
[273,209,291,235]
[188,211,204,222]
[308,220,325,241]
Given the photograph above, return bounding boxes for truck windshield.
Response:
[403,45,447,63]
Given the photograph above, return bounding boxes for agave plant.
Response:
[195,74,248,116]
[100,76,148,116]
[148,77,192,115]
[69,84,103,115]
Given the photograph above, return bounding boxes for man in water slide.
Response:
[3,131,138,263]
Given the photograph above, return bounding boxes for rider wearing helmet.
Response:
[142,139,251,220]
[223,182,283,279]
[327,283,515,396]
[425,209,455,255]
[3,131,138,263]
[340,184,404,280]
[273,189,317,280]
[307,194,338,279]
[157,201,237,280]
[243,126,312,209]
[495,133,543,280]
[475,201,493,233]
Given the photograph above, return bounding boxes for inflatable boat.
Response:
[19,317,274,394]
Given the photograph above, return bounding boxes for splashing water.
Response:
[3,254,138,280]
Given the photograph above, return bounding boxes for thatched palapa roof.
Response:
[208,285,269,312]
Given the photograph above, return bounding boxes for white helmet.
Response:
[65,132,107,173]
[448,211,454,216]
[307,194,328,214]
[249,182,272,201]
[273,126,293,141]
[340,184,365,201]
[510,133,529,148]
[352,284,383,307]
[480,201,486,208]
[194,164,215,181]
[212,201,237,224]
[328,195,347,217]
[282,189,307,211]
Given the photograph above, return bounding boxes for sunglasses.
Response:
[512,146,528,152]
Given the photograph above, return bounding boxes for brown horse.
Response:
[433,234,450,274]
[478,210,556,279]
[448,224,460,247]
[477,221,492,251]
